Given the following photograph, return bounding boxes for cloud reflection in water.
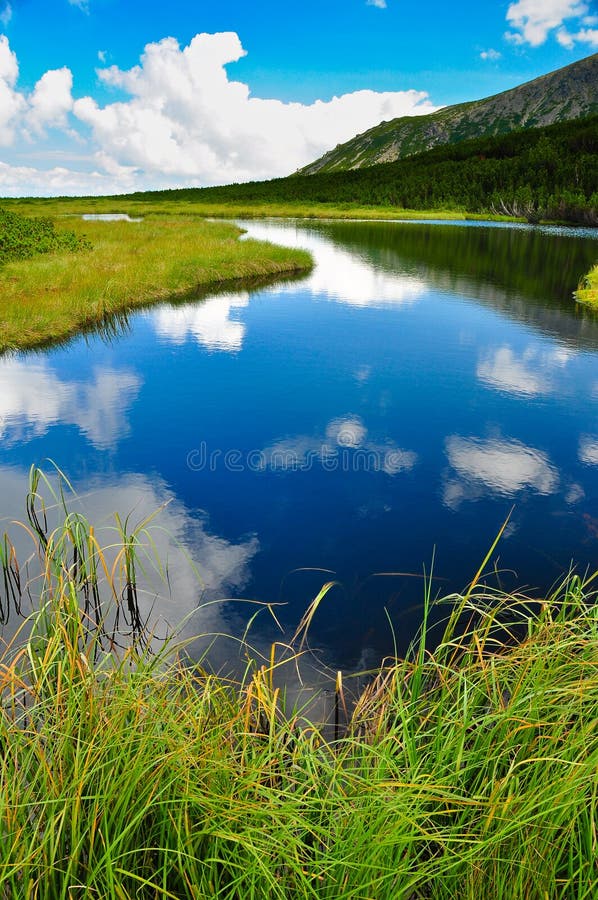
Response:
[152,292,250,352]
[443,435,559,509]
[0,358,141,450]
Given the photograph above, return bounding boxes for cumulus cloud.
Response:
[506,0,595,47]
[556,25,598,47]
[367,0,388,8]
[0,36,76,149]
[0,34,24,145]
[0,156,140,196]
[70,32,437,187]
[480,48,502,60]
[26,66,73,134]
[0,32,438,194]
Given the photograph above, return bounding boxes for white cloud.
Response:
[0,358,141,449]
[0,157,139,196]
[0,32,438,194]
[480,48,502,60]
[0,37,75,148]
[98,50,106,63]
[506,0,592,46]
[0,3,12,27]
[367,0,388,8]
[26,66,73,134]
[0,33,17,83]
[70,33,437,186]
[0,34,24,145]
[445,435,558,503]
[556,25,598,47]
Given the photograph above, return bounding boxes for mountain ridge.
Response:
[300,53,598,174]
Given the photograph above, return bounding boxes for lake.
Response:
[1,218,598,671]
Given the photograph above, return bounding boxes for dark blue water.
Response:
[1,218,598,668]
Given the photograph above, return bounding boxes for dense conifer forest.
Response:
[125,115,598,224]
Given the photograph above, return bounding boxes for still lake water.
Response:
[1,218,598,669]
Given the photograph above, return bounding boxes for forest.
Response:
[124,114,598,224]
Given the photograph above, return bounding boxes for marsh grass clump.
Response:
[576,264,598,308]
[0,468,597,898]
[0,207,91,265]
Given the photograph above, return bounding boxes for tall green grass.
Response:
[1,469,597,898]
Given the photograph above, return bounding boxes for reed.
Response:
[0,468,596,898]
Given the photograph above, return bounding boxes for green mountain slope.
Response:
[300,53,598,174]
[134,114,598,225]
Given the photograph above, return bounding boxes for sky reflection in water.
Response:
[1,218,598,668]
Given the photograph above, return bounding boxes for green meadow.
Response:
[0,210,311,353]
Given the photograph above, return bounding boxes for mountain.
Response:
[133,114,598,226]
[300,53,598,175]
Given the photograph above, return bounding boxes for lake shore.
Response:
[2,200,596,352]
[0,215,312,353]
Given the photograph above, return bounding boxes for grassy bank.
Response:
[576,264,598,307]
[3,195,511,222]
[0,472,597,899]
[0,215,311,353]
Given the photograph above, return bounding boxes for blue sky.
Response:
[1,0,597,195]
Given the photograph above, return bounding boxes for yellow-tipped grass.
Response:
[0,469,597,898]
[0,215,311,352]
[576,263,598,308]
